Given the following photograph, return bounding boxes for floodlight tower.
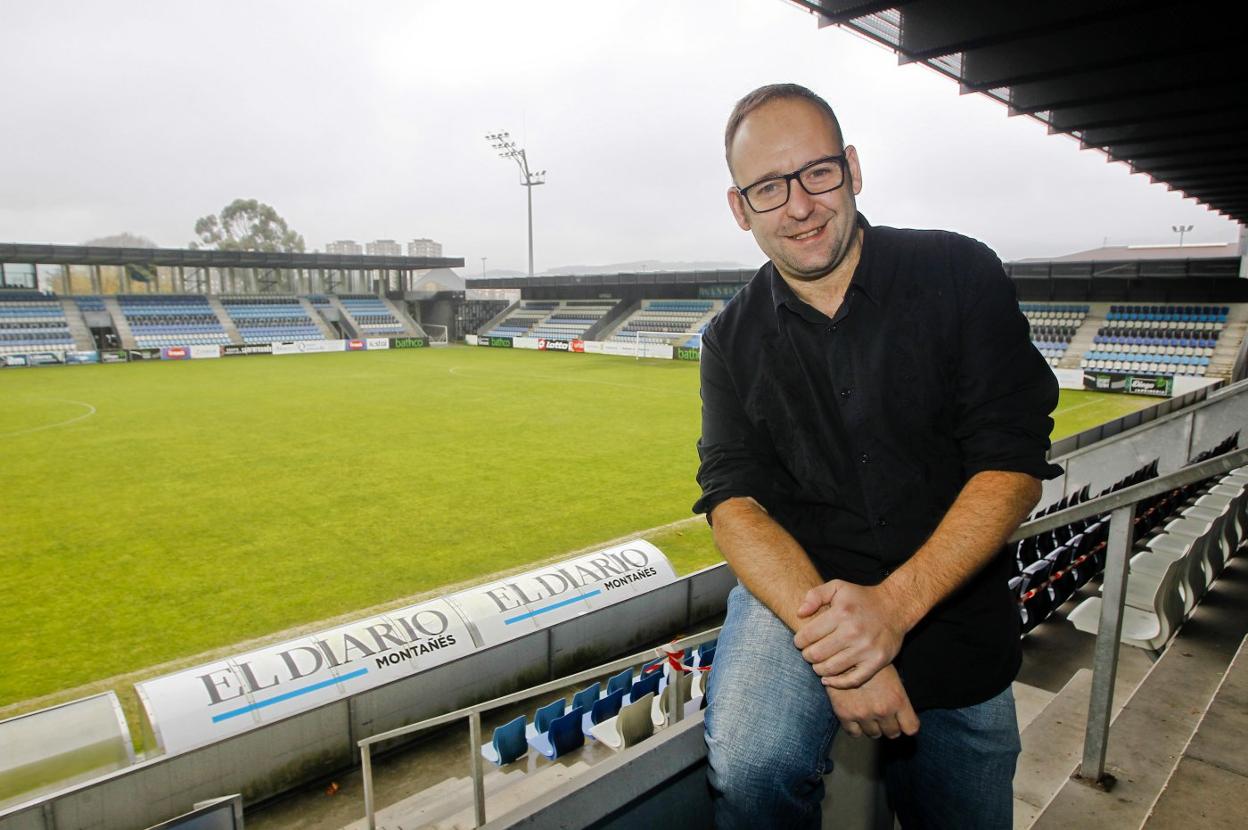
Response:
[1172,224,1194,247]
[486,131,546,276]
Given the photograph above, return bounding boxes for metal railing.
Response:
[357,627,722,829]
[356,446,1248,826]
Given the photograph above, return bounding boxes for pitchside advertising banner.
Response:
[536,338,585,353]
[392,337,428,349]
[1083,371,1175,398]
[135,540,675,755]
[476,336,513,348]
[366,337,391,350]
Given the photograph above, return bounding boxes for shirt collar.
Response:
[769,212,879,315]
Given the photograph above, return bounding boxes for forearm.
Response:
[710,497,824,631]
[880,470,1041,631]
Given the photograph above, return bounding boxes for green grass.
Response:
[0,348,1155,710]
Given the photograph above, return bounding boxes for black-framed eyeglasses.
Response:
[735,154,848,213]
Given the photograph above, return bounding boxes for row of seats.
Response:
[1080,353,1209,376]
[611,300,718,343]
[530,303,615,340]
[1069,463,1245,650]
[116,295,230,348]
[338,296,405,335]
[1011,461,1161,633]
[481,642,715,765]
[221,296,322,343]
[487,301,567,338]
[1022,304,1087,366]
[0,294,74,353]
[1107,304,1229,323]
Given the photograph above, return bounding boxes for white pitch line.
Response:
[1,399,97,438]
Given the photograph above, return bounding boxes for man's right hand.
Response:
[824,664,920,739]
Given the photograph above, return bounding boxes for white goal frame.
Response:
[422,324,449,346]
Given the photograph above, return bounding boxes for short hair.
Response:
[724,83,843,176]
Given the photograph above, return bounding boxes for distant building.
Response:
[408,238,443,258]
[365,239,403,257]
[326,240,363,255]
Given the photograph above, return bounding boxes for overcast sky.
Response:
[2,0,1240,274]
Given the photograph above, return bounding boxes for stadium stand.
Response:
[337,294,406,336]
[485,300,562,338]
[1021,303,1087,366]
[116,294,230,348]
[607,299,719,346]
[1013,433,1241,638]
[218,295,321,343]
[529,300,617,340]
[1080,304,1229,377]
[0,291,75,355]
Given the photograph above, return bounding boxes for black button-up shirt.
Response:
[694,216,1063,711]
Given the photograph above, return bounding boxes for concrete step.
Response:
[206,296,242,345]
[1029,555,1248,830]
[328,296,362,339]
[300,296,337,339]
[1141,634,1248,829]
[432,761,592,830]
[59,299,95,351]
[381,297,425,338]
[1057,311,1104,370]
[102,296,136,349]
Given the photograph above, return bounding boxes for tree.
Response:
[191,198,305,252]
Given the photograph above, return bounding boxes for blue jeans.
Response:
[705,585,1020,829]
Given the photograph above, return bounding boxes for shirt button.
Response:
[877,517,888,527]
[860,452,870,464]
[840,388,853,398]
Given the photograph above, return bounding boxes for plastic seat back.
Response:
[629,670,661,703]
[605,668,633,697]
[619,692,656,748]
[547,706,586,758]
[590,688,626,726]
[534,698,565,734]
[571,682,600,714]
[489,715,528,765]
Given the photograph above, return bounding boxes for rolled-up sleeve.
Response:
[953,243,1064,481]
[692,327,774,520]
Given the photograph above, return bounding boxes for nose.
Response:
[784,177,815,220]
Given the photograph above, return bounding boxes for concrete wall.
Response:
[1040,382,1247,509]
[0,565,734,830]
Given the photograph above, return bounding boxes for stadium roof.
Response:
[0,242,463,271]
[793,1,1248,225]
[1019,241,1241,263]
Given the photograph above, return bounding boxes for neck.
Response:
[779,225,863,318]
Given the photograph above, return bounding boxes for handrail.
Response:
[356,446,1247,827]
[358,627,722,828]
[1010,447,1248,541]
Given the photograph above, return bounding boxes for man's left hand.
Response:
[793,580,907,690]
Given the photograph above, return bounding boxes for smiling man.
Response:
[694,84,1063,828]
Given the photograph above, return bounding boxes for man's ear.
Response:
[727,188,752,231]
[845,145,863,196]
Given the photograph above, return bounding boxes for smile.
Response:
[788,226,825,241]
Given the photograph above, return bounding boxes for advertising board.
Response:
[128,348,161,361]
[223,343,273,357]
[392,337,429,349]
[536,338,586,353]
[101,350,129,364]
[1083,371,1174,398]
[674,346,700,361]
[65,351,100,364]
[476,336,513,348]
[347,339,366,351]
[190,345,222,359]
[160,347,191,360]
[136,541,675,755]
[365,338,391,350]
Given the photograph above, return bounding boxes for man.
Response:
[695,83,1062,829]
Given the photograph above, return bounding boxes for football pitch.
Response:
[1,347,1154,710]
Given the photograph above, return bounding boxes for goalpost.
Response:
[632,330,698,360]
[422,323,449,346]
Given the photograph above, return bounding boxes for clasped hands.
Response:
[793,579,920,739]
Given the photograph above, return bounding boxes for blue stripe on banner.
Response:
[504,590,603,625]
[211,667,369,723]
